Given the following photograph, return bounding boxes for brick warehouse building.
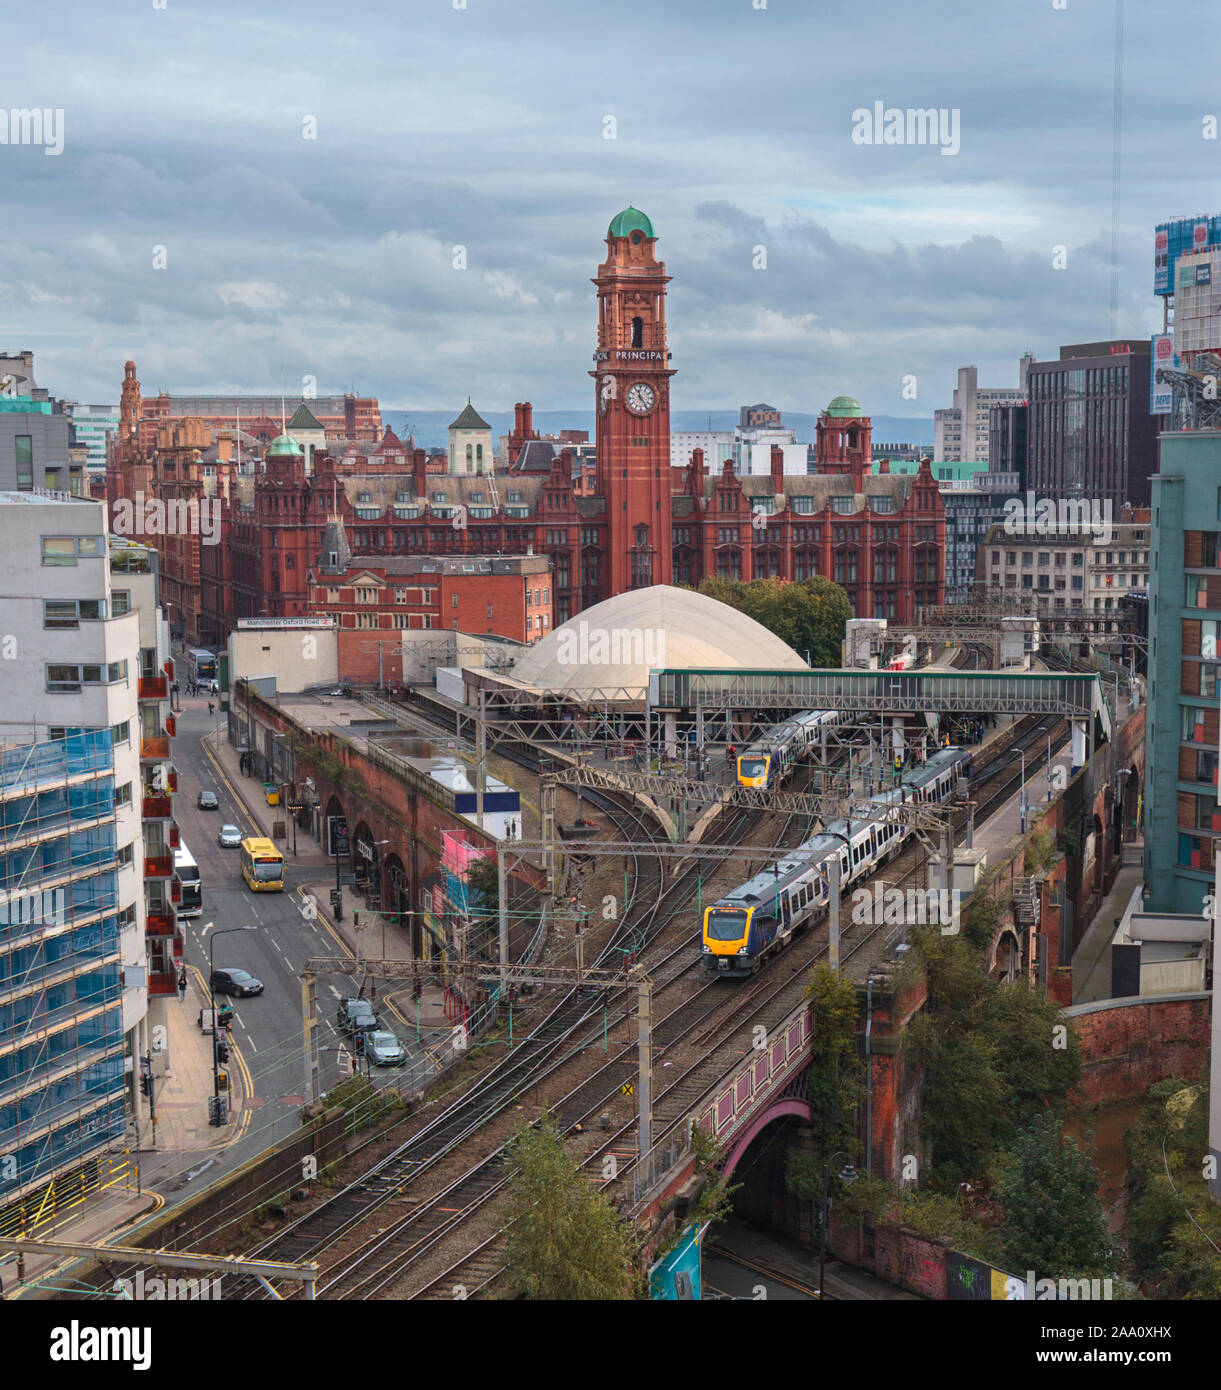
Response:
[107,209,945,645]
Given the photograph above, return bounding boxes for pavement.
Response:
[1070,846,1145,1004]
[704,1216,921,1301]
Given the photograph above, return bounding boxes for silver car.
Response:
[366,1030,406,1066]
[217,824,243,848]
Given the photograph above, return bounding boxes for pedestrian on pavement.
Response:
[208,701,214,715]
[177,969,187,1002]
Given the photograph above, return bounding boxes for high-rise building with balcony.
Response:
[1145,429,1221,913]
[0,494,175,1211]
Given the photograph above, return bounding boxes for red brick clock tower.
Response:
[592,207,674,594]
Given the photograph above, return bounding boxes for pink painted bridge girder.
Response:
[723,1097,813,1176]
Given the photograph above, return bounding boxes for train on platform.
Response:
[704,744,973,977]
[735,709,853,789]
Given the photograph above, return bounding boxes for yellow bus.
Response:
[240,837,285,892]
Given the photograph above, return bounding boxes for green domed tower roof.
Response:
[266,433,303,457]
[608,206,655,239]
[825,395,863,418]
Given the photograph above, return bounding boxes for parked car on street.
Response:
[217,824,242,847]
[198,790,219,810]
[366,1031,407,1066]
[336,997,379,1034]
[210,967,264,997]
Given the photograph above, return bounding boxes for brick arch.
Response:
[722,1097,813,1177]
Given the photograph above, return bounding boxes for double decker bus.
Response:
[174,841,202,918]
[240,837,285,892]
[186,649,216,685]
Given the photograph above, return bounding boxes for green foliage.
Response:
[802,965,864,1160]
[1024,827,1058,875]
[322,1073,403,1130]
[694,575,852,667]
[665,1123,739,1248]
[889,1191,1005,1265]
[1124,1080,1221,1296]
[465,857,500,912]
[504,1110,638,1300]
[998,1114,1115,1278]
[961,887,1001,950]
[907,929,1081,1185]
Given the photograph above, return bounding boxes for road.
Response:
[145,696,418,1202]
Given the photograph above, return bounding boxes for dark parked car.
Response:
[336,997,378,1034]
[366,1031,407,1066]
[198,790,219,810]
[210,967,263,998]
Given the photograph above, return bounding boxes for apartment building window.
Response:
[1201,664,1221,699]
[1021,553,1033,568]
[43,598,105,627]
[46,660,128,692]
[452,592,459,609]
[356,612,377,629]
[1182,706,1206,741]
[1187,575,1209,608]
[1203,620,1219,658]
[14,434,35,489]
[117,843,134,867]
[116,782,132,808]
[41,535,103,565]
[112,720,130,744]
[486,602,494,619]
[1179,834,1205,868]
[1196,749,1218,784]
[111,590,131,616]
[394,587,407,604]
[355,585,378,604]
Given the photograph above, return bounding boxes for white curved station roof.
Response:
[508,584,809,694]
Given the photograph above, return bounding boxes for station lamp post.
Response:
[818,1152,859,1301]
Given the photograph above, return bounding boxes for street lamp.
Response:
[1012,748,1027,833]
[818,1151,859,1301]
[205,922,256,1126]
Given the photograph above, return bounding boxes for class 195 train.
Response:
[704,745,972,976]
[736,709,852,789]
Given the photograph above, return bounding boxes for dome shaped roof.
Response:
[266,433,303,457]
[608,206,655,240]
[825,395,862,418]
[508,585,809,694]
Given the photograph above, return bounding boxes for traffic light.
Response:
[353,1032,365,1056]
[140,1073,150,1097]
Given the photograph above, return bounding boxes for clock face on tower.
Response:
[626,382,656,416]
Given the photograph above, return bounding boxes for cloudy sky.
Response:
[3,0,1214,420]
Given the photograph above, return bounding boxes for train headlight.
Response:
[737,944,750,955]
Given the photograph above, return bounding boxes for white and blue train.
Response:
[736,709,853,789]
[704,745,972,976]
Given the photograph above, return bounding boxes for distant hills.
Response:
[381,409,935,452]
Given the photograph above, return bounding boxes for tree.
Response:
[998,1114,1114,1278]
[504,1110,638,1300]
[801,965,864,1159]
[693,575,852,667]
[465,857,499,915]
[905,929,1081,1184]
